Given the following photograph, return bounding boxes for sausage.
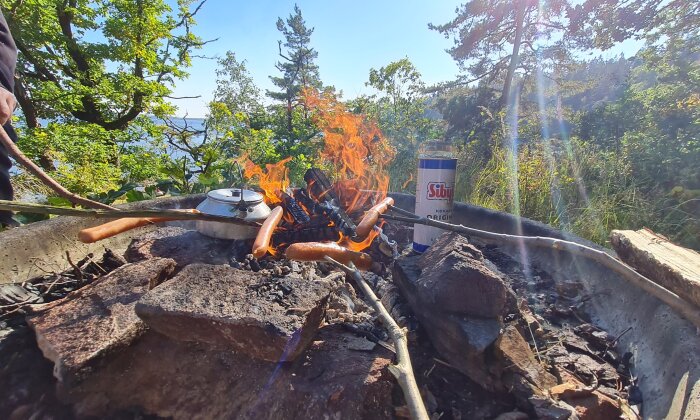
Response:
[78,209,199,243]
[285,242,373,271]
[252,206,284,259]
[355,197,394,239]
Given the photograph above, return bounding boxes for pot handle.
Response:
[78,210,198,243]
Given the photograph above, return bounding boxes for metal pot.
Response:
[195,188,271,239]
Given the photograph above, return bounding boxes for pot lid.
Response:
[206,188,264,205]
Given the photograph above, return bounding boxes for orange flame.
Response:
[241,89,395,252]
[340,226,381,252]
[241,156,292,205]
[303,88,395,213]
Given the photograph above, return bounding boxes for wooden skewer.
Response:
[0,200,261,226]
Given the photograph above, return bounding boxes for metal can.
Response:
[412,141,456,253]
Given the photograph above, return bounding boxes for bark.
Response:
[13,76,38,129]
[13,76,55,171]
[500,2,526,110]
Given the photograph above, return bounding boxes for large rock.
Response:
[393,235,558,408]
[415,232,508,317]
[135,264,339,362]
[25,258,176,384]
[393,256,503,389]
[125,226,236,267]
[59,326,395,419]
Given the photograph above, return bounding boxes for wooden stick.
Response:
[382,207,700,329]
[0,125,117,210]
[0,200,261,226]
[324,257,429,420]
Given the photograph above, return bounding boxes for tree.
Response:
[1,0,206,197]
[568,0,699,51]
[2,0,206,132]
[363,58,444,191]
[213,51,263,118]
[367,58,424,116]
[429,0,573,108]
[267,4,322,144]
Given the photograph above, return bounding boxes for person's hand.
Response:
[0,86,16,125]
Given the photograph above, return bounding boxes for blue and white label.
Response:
[412,158,457,253]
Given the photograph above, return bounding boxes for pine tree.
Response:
[267,4,322,144]
[429,0,572,109]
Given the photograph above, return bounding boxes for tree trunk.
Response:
[500,3,526,110]
[286,96,293,140]
[14,76,55,171]
[14,76,39,129]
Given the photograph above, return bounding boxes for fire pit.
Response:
[2,193,700,419]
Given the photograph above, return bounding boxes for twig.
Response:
[65,251,83,281]
[0,200,261,226]
[382,207,700,329]
[610,326,633,347]
[42,273,63,296]
[0,125,117,210]
[324,257,429,420]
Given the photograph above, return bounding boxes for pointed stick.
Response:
[0,200,261,226]
[324,257,429,420]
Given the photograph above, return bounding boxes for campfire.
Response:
[238,89,397,267]
[0,89,645,420]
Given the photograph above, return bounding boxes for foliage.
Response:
[359,58,444,192]
[461,129,648,245]
[2,0,206,131]
[429,0,575,106]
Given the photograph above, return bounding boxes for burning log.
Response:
[272,226,340,245]
[304,168,357,238]
[281,191,311,224]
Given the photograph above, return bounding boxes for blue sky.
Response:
[169,0,642,118]
[169,0,462,117]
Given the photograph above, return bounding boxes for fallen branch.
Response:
[0,125,117,210]
[382,206,700,329]
[0,200,261,226]
[324,257,429,420]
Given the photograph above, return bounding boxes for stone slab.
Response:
[59,326,395,419]
[25,258,176,383]
[125,226,236,268]
[135,264,338,362]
